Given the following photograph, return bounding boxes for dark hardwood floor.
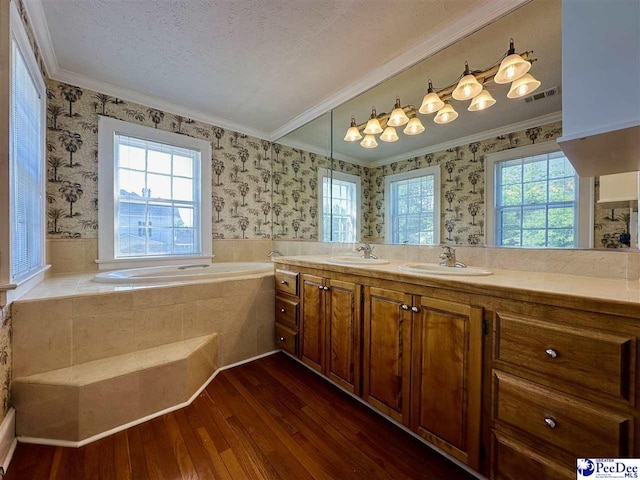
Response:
[5,352,476,480]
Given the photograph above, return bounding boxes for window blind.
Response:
[10,39,43,280]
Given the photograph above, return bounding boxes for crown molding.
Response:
[22,0,58,76]
[275,137,368,167]
[368,111,562,168]
[268,0,532,140]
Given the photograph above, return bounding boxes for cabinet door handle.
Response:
[323,286,330,291]
[544,417,556,429]
[318,285,323,290]
[280,280,288,285]
[280,308,286,313]
[279,336,286,342]
[401,304,409,310]
[545,348,558,358]
[411,306,420,313]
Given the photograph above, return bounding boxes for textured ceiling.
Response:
[38,0,486,135]
[282,0,562,163]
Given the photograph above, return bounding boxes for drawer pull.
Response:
[545,348,558,358]
[323,286,330,291]
[280,280,288,285]
[411,306,420,313]
[401,304,409,310]
[318,285,323,290]
[280,308,286,313]
[543,417,557,429]
[279,336,286,342]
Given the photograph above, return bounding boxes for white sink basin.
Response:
[399,263,492,276]
[326,255,390,266]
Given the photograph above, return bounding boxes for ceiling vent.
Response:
[524,86,559,103]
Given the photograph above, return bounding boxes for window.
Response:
[98,117,212,269]
[317,168,361,242]
[385,166,441,245]
[9,3,46,283]
[486,142,593,248]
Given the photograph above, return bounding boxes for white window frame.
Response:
[2,1,49,302]
[317,168,361,242]
[485,141,594,249]
[98,117,212,270]
[385,166,441,245]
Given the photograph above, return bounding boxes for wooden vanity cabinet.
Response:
[300,274,362,395]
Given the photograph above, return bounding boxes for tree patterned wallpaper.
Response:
[362,120,632,248]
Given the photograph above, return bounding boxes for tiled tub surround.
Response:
[273,240,640,281]
[11,272,275,444]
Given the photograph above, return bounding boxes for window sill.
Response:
[96,255,215,271]
[4,265,51,304]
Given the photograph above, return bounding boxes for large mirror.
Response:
[274,0,637,249]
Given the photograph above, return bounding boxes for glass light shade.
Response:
[380,127,399,142]
[344,126,362,142]
[419,92,444,114]
[507,73,541,99]
[494,54,531,84]
[387,107,410,127]
[468,90,496,111]
[403,117,425,135]
[363,117,383,135]
[434,103,458,124]
[360,134,378,149]
[452,74,483,101]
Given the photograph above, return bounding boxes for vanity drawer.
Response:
[491,431,573,480]
[494,313,634,401]
[275,270,299,297]
[276,296,299,326]
[275,322,298,356]
[493,370,633,458]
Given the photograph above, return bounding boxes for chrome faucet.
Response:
[439,246,466,268]
[356,243,378,259]
[267,250,282,257]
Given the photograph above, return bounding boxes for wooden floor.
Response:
[5,353,476,480]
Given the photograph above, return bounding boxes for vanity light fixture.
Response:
[387,96,410,127]
[344,116,363,141]
[403,114,425,135]
[452,62,483,101]
[419,80,445,114]
[363,108,383,135]
[494,38,532,84]
[507,73,541,98]
[468,90,496,111]
[380,126,400,143]
[434,102,458,124]
[360,134,378,149]
[343,39,539,148]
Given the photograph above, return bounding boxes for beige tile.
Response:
[48,240,85,274]
[135,341,190,369]
[12,382,79,441]
[82,239,99,272]
[72,292,133,317]
[72,311,136,364]
[139,360,187,415]
[219,326,257,366]
[12,298,73,377]
[183,298,225,339]
[132,285,184,309]
[544,249,627,278]
[628,252,640,280]
[186,338,218,395]
[79,372,140,439]
[222,294,255,334]
[212,240,234,262]
[254,291,275,327]
[257,323,276,355]
[232,239,274,262]
[70,353,139,386]
[180,282,225,302]
[134,304,183,350]
[221,278,260,297]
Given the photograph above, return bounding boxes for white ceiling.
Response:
[25,0,526,139]
[281,0,562,164]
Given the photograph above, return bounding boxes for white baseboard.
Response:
[0,408,17,475]
[281,351,488,480]
[17,350,280,448]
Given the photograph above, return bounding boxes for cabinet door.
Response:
[410,296,483,469]
[362,286,412,425]
[300,274,325,372]
[325,279,361,394]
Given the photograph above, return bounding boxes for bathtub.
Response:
[93,262,274,284]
